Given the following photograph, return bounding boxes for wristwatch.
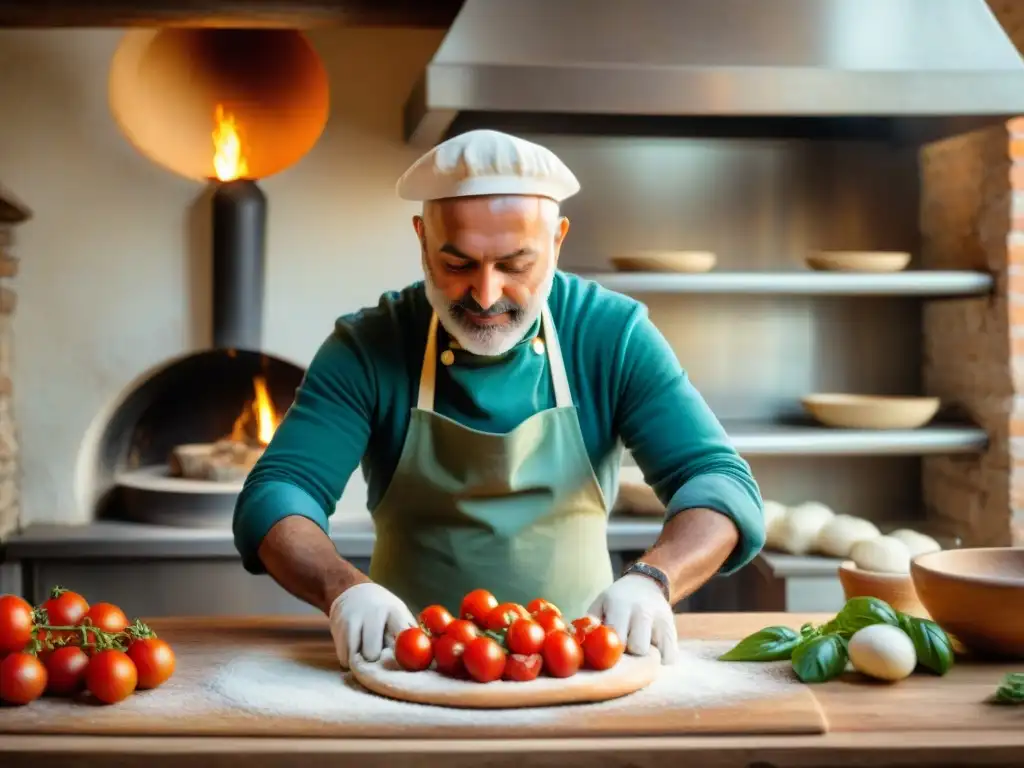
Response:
[622,560,671,603]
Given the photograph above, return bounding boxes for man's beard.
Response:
[424,264,555,357]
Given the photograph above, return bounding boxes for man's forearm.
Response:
[637,507,740,604]
[257,515,369,615]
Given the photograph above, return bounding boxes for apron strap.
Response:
[417,303,575,412]
[417,313,440,411]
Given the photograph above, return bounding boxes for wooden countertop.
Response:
[3,612,1023,768]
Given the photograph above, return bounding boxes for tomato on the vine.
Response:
[582,625,624,671]
[444,619,479,645]
[533,608,567,636]
[570,615,602,644]
[527,598,561,617]
[462,636,506,683]
[506,617,545,655]
[459,589,498,627]
[0,652,47,705]
[0,595,33,655]
[418,604,454,637]
[432,634,467,679]
[86,649,137,704]
[43,645,90,696]
[394,627,433,672]
[503,653,543,682]
[542,631,583,678]
[42,587,89,630]
[126,637,176,689]
[80,603,129,648]
[483,602,529,632]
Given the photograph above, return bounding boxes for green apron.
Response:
[368,303,613,620]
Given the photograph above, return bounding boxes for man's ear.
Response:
[553,216,571,263]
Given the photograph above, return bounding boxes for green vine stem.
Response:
[28,615,157,655]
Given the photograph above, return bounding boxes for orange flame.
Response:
[212,104,249,182]
[230,376,279,447]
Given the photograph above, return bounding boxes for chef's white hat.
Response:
[396,129,580,203]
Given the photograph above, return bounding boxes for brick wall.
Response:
[920,123,1023,547]
[0,184,27,541]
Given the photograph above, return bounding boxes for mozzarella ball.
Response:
[815,515,882,558]
[849,535,912,574]
[848,624,917,682]
[888,528,941,558]
[767,501,836,555]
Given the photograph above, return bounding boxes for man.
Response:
[233,129,765,670]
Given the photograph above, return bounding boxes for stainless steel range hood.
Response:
[404,0,1024,147]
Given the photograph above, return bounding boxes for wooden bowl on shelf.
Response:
[801,394,940,430]
[610,250,716,273]
[838,561,929,618]
[910,547,1024,659]
[805,250,911,273]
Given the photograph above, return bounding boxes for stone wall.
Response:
[0,184,29,541]
[919,124,1022,547]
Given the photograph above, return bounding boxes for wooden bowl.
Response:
[611,251,716,273]
[801,394,940,430]
[806,250,911,273]
[838,561,929,618]
[910,548,1024,659]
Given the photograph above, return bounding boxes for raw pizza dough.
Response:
[350,647,661,709]
[815,514,881,558]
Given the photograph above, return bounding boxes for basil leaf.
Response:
[994,672,1024,705]
[718,626,802,662]
[791,634,848,684]
[897,615,954,675]
[836,597,900,635]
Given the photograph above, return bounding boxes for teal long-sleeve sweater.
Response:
[233,270,765,576]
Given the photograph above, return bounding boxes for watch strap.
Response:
[623,560,671,603]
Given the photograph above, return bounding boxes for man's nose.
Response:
[472,268,504,310]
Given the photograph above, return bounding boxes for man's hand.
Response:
[329,583,417,669]
[587,574,679,665]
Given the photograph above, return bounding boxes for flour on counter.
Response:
[207,640,799,726]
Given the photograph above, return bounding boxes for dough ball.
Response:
[815,515,881,558]
[849,535,912,574]
[848,623,917,682]
[888,528,941,558]
[763,500,788,538]
[767,501,836,555]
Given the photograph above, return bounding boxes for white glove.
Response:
[328,582,417,669]
[587,574,679,665]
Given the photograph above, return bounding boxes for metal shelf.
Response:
[620,421,988,459]
[573,270,993,297]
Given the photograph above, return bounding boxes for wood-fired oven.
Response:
[75,28,329,528]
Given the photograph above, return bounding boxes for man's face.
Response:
[415,195,570,356]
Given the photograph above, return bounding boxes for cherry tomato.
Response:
[394,627,433,672]
[483,602,529,632]
[418,604,454,637]
[0,651,47,705]
[503,653,543,682]
[527,598,561,617]
[126,638,176,689]
[432,634,468,679]
[86,649,137,704]
[542,630,583,678]
[43,645,90,696]
[444,619,480,645]
[533,608,567,636]
[42,588,89,638]
[582,625,624,671]
[506,617,545,655]
[0,595,33,655]
[462,636,506,683]
[460,589,498,627]
[570,615,602,644]
[80,603,129,648]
